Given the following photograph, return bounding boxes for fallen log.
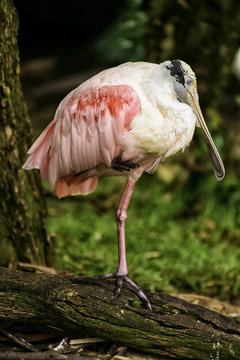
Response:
[0,267,240,359]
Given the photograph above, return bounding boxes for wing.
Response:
[23,84,141,192]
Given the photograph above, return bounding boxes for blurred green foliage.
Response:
[44,1,240,300]
[93,0,147,64]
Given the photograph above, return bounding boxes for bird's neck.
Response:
[143,75,177,110]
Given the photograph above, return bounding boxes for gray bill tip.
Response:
[206,143,225,181]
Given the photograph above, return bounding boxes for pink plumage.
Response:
[23,84,141,198]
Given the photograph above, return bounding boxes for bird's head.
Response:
[161,59,225,181]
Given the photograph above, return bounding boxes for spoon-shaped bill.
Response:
[188,90,225,181]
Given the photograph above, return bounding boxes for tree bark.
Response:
[0,0,53,266]
[0,268,240,359]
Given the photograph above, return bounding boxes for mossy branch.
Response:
[0,267,240,359]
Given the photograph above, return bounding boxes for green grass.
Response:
[46,163,240,301]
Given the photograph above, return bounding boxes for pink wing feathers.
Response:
[23,85,141,198]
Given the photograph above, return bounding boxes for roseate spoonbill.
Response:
[23,60,225,311]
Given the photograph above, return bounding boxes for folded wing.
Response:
[23,84,141,197]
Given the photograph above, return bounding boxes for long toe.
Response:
[113,275,124,299]
[97,273,125,298]
[123,276,152,311]
[97,273,115,280]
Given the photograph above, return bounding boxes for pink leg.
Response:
[116,178,136,276]
[99,178,152,311]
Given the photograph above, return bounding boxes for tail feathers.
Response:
[22,119,57,183]
[23,146,51,181]
[56,175,98,198]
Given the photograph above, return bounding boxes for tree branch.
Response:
[0,267,240,359]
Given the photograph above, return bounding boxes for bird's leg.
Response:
[115,178,136,278]
[100,178,152,311]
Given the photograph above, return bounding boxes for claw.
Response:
[123,276,152,311]
[114,276,123,299]
[97,273,152,311]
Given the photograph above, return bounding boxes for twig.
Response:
[0,351,102,360]
[0,327,39,352]
[69,338,106,346]
[17,262,58,275]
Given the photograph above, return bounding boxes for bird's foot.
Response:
[98,272,152,311]
[112,157,140,172]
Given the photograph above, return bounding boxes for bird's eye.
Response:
[185,77,193,87]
